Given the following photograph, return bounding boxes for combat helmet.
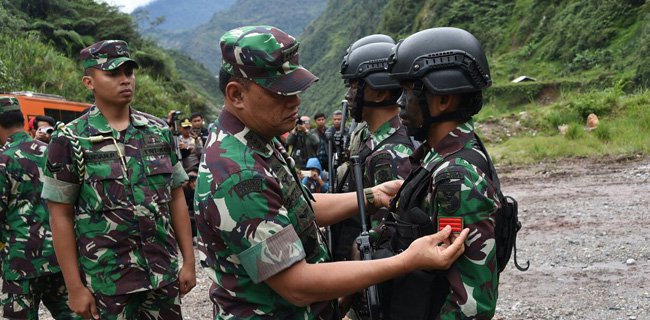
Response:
[388,27,491,94]
[388,27,491,140]
[341,34,400,122]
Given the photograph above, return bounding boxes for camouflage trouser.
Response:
[94,281,181,320]
[1,273,79,320]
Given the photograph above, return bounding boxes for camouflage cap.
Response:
[0,96,20,114]
[220,26,318,96]
[80,40,139,71]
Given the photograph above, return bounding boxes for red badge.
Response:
[438,217,463,233]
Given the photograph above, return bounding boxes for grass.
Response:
[484,88,650,165]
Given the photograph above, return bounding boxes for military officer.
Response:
[41,40,196,320]
[195,25,469,320]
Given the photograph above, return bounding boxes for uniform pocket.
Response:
[82,160,125,212]
[144,155,173,203]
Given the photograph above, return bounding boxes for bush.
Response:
[593,123,612,141]
[565,123,585,140]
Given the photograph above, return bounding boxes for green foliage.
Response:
[0,32,86,99]
[0,0,218,121]
[487,89,650,164]
[377,0,426,39]
[593,123,612,141]
[299,0,391,116]
[564,123,584,140]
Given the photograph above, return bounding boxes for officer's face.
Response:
[83,64,136,108]
[238,81,301,140]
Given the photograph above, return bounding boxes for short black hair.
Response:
[219,68,251,95]
[314,112,326,120]
[332,110,343,116]
[218,68,231,94]
[190,112,203,120]
[0,110,25,129]
[35,115,55,127]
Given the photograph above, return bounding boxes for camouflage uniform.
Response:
[0,97,77,319]
[386,120,499,319]
[196,26,332,319]
[41,40,189,319]
[331,116,413,261]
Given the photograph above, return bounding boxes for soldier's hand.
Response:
[371,180,404,208]
[67,286,99,319]
[178,263,197,295]
[405,226,469,270]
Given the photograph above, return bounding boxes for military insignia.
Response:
[84,151,119,163]
[232,179,264,198]
[374,164,392,184]
[115,45,125,55]
[141,143,171,157]
[438,216,463,233]
[435,182,461,214]
[46,160,62,173]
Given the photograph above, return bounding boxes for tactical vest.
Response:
[331,125,412,262]
[378,134,527,319]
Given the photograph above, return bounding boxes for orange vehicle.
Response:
[2,91,91,131]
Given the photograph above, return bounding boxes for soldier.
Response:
[0,97,78,320]
[41,40,196,320]
[381,27,501,319]
[331,34,415,263]
[195,25,469,319]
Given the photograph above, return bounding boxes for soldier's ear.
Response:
[82,75,94,91]
[226,81,246,110]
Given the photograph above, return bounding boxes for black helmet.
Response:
[388,27,491,94]
[341,42,400,90]
[341,34,401,122]
[346,34,395,53]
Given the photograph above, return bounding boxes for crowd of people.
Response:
[0,23,504,320]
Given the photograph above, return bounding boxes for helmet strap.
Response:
[410,81,481,142]
[352,79,399,122]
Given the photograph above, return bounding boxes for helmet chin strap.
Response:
[351,79,398,122]
[409,81,483,142]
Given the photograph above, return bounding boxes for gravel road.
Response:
[40,155,650,319]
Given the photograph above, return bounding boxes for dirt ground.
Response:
[40,155,650,319]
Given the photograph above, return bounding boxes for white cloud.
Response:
[95,0,155,13]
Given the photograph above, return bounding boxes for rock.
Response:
[586,113,599,130]
[626,258,636,265]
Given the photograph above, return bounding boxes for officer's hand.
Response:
[371,180,404,208]
[67,286,99,319]
[405,226,468,270]
[178,263,197,295]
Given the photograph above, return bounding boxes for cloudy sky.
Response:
[96,0,154,13]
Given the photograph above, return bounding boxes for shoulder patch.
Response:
[434,170,464,184]
[435,181,461,214]
[374,163,393,185]
[232,179,264,198]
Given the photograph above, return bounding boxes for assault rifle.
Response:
[351,155,381,319]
